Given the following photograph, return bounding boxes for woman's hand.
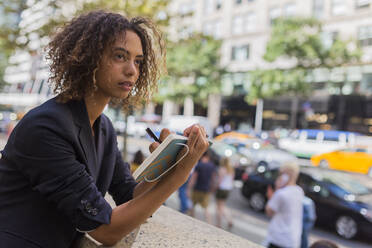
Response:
[148,128,171,153]
[147,125,209,185]
[173,124,209,181]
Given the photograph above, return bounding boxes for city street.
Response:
[1,134,371,247]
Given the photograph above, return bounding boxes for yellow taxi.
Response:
[311,147,372,176]
[214,131,252,142]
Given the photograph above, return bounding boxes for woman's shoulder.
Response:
[16,98,74,133]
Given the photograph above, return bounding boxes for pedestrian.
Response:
[310,240,338,248]
[215,157,234,229]
[188,150,217,224]
[130,149,144,174]
[265,162,304,248]
[301,196,317,248]
[178,175,192,214]
[0,10,210,248]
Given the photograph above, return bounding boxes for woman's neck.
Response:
[84,94,110,128]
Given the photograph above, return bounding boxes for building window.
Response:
[231,45,250,61]
[331,0,347,16]
[204,0,214,14]
[215,20,223,39]
[179,2,194,17]
[321,31,338,49]
[269,7,281,25]
[216,0,222,9]
[313,0,324,18]
[203,20,222,39]
[245,12,257,32]
[356,0,370,8]
[284,3,296,16]
[358,26,372,47]
[232,16,244,35]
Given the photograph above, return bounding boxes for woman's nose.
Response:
[124,61,137,77]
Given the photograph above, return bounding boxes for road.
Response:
[1,134,372,247]
[164,184,372,248]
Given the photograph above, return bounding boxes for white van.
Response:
[161,115,213,138]
[278,129,359,159]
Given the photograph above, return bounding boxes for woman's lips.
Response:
[118,82,132,91]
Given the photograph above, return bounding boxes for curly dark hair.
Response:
[46,10,166,111]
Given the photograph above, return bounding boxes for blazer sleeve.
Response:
[108,146,138,206]
[9,117,112,232]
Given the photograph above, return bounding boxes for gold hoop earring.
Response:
[92,68,98,91]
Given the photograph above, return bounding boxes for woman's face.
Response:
[94,30,143,101]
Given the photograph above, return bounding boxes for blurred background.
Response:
[1,0,372,247]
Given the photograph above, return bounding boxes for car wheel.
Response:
[335,215,358,239]
[249,192,266,212]
[319,159,329,168]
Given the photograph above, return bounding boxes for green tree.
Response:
[247,17,361,130]
[0,0,28,90]
[156,34,225,108]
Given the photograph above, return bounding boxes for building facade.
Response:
[169,0,372,133]
[2,0,372,133]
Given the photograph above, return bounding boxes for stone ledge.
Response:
[82,206,263,248]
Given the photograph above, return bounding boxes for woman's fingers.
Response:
[159,128,171,142]
[186,125,199,151]
[149,142,160,153]
[183,126,193,137]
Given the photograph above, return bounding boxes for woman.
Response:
[0,11,209,248]
[215,157,234,229]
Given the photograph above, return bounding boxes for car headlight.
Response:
[360,208,372,222]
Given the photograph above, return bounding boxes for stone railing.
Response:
[81,206,263,248]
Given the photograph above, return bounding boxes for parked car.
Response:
[241,166,372,239]
[209,141,252,180]
[311,147,372,176]
[161,115,213,138]
[238,145,298,170]
[278,129,360,159]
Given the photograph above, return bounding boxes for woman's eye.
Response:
[135,59,143,66]
[115,54,126,60]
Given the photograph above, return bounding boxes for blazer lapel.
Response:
[69,100,98,179]
[95,117,106,174]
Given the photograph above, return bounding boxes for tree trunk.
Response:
[254,98,264,133]
[184,97,194,116]
[207,93,221,129]
[290,97,299,129]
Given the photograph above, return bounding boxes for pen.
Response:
[146,127,162,143]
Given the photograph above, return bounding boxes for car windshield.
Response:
[320,172,371,195]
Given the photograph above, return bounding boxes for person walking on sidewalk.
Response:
[301,196,317,248]
[188,151,217,224]
[265,162,304,248]
[0,10,210,248]
[215,157,234,229]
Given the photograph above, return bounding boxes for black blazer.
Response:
[0,97,137,248]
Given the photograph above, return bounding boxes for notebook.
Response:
[132,134,189,183]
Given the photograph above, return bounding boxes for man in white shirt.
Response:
[265,162,304,248]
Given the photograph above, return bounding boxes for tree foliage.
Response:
[155,34,225,106]
[0,0,28,89]
[264,17,361,69]
[246,17,361,104]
